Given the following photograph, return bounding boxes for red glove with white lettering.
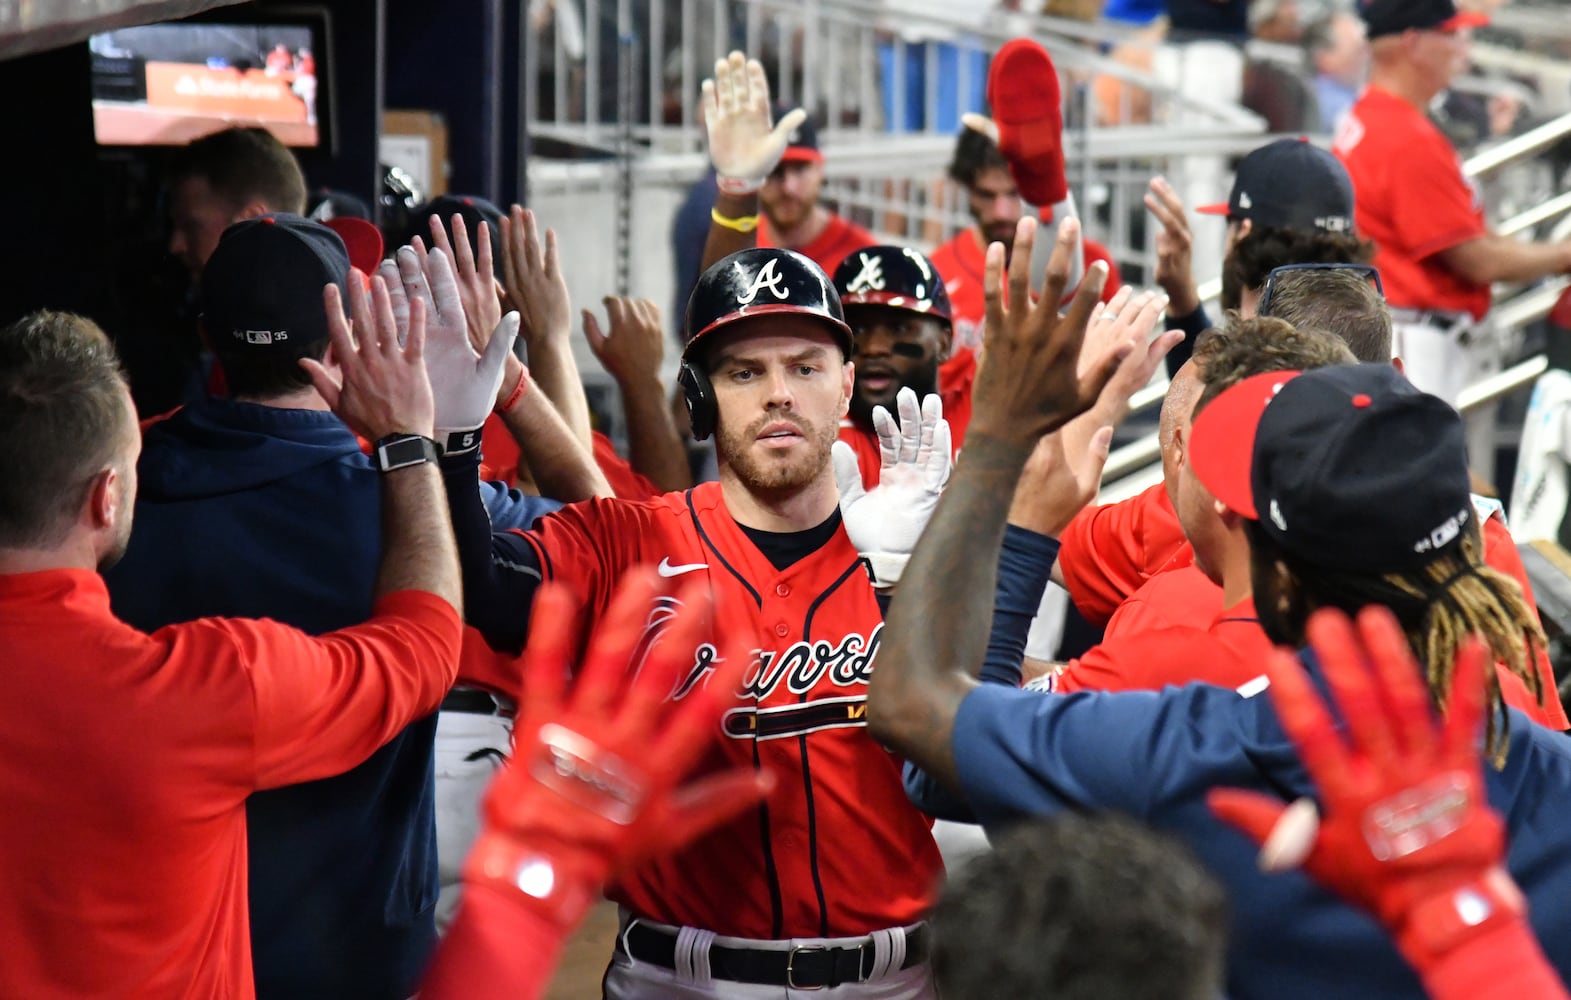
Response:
[1208,607,1522,972]
[462,572,773,930]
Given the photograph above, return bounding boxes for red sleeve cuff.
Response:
[1417,917,1569,1000]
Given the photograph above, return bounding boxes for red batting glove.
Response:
[461,571,773,930]
[987,38,1068,208]
[1208,607,1523,972]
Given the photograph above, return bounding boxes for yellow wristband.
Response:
[711,208,760,233]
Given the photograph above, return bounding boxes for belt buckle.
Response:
[786,945,829,990]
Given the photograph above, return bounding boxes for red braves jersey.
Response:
[511,482,941,938]
[1334,86,1491,320]
[836,348,975,488]
[929,227,1123,387]
[758,212,875,276]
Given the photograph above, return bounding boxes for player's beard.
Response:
[849,364,939,430]
[719,409,840,493]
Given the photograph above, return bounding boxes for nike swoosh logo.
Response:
[657,557,708,577]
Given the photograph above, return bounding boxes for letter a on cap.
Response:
[737,257,790,305]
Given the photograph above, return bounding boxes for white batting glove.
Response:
[389,245,517,457]
[701,51,808,195]
[832,388,952,590]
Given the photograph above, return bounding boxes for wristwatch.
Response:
[373,433,440,473]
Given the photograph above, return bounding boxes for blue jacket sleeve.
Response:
[902,760,980,823]
[980,526,1060,687]
[442,453,545,651]
[1162,303,1212,378]
[479,480,562,532]
[951,681,1257,830]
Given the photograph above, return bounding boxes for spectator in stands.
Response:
[753,109,875,272]
[102,216,558,999]
[931,815,1229,1000]
[167,127,307,280]
[0,292,463,997]
[1146,137,1363,374]
[1306,11,1369,131]
[1243,0,1322,132]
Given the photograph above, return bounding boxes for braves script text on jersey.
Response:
[450,472,942,940]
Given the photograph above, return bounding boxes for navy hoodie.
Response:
[105,397,557,1000]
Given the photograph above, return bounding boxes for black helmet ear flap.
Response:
[678,359,717,441]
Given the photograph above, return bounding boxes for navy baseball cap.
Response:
[1188,364,1473,572]
[1360,0,1488,38]
[201,214,350,352]
[1197,138,1355,235]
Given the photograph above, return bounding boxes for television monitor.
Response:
[89,10,331,149]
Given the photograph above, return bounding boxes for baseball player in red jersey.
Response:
[831,245,970,487]
[435,244,944,997]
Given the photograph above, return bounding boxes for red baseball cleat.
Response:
[987,38,1068,207]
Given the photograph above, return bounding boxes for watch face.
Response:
[378,435,435,471]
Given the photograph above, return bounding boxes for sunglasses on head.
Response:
[1257,263,1384,317]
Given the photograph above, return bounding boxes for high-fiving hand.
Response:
[832,387,952,590]
[462,572,772,928]
[1208,607,1521,968]
[383,245,518,456]
[302,271,435,443]
[701,51,807,194]
[971,217,1132,446]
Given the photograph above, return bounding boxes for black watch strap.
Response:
[374,433,440,473]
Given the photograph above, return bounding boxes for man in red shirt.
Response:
[1334,0,1571,477]
[0,294,465,998]
[753,109,874,273]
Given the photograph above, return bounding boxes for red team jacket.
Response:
[0,575,461,1000]
[506,482,942,938]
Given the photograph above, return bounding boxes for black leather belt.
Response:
[619,921,928,990]
[440,688,501,715]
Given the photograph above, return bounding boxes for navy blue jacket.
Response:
[952,671,1571,999]
[105,397,556,1000]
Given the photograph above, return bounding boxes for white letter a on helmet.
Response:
[737,258,790,305]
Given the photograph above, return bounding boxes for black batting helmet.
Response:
[678,247,853,440]
[832,245,953,323]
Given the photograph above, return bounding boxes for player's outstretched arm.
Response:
[584,296,691,492]
[499,206,595,453]
[419,574,773,1000]
[698,51,805,273]
[869,216,1132,789]
[1208,607,1568,1000]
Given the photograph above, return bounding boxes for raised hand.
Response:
[1007,426,1114,539]
[832,387,952,590]
[583,297,665,386]
[302,272,434,442]
[972,216,1129,446]
[426,212,504,359]
[387,245,517,456]
[462,573,772,928]
[1144,176,1201,316]
[1208,607,1521,967]
[499,206,572,354]
[701,51,807,194]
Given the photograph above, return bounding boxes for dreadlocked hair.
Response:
[1247,522,1545,767]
